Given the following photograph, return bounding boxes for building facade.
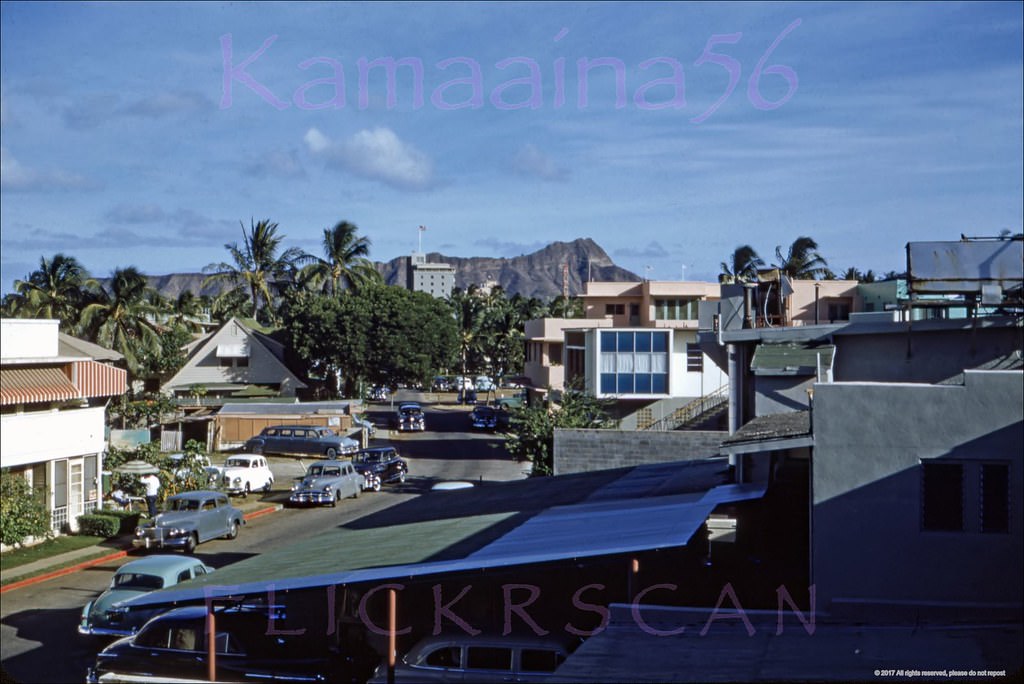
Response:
[406,252,456,299]
[1,319,127,534]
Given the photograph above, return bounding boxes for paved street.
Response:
[0,393,525,683]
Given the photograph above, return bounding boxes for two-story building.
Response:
[1,319,127,534]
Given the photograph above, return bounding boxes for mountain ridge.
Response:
[130,238,641,301]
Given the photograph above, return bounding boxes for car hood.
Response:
[295,476,337,490]
[151,511,199,527]
[220,466,252,477]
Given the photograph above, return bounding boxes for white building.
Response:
[1,319,127,533]
[406,252,456,299]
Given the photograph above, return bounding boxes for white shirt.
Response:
[142,474,160,497]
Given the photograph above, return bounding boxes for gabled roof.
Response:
[57,332,124,362]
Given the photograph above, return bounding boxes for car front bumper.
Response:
[289,491,334,505]
[131,531,190,549]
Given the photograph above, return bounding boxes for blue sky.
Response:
[1,1,1021,293]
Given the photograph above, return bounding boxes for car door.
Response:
[198,497,219,541]
[463,646,514,683]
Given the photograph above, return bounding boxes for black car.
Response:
[394,403,426,431]
[352,447,408,490]
[87,605,346,683]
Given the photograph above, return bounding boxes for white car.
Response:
[219,455,274,496]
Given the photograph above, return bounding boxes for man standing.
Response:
[141,473,160,518]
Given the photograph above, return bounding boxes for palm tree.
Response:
[80,267,162,376]
[12,254,95,331]
[203,219,308,323]
[773,236,831,280]
[450,286,487,378]
[719,245,764,283]
[300,221,376,295]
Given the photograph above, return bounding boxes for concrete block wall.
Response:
[554,429,726,475]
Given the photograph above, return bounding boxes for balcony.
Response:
[0,406,107,468]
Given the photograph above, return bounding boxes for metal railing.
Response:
[643,384,730,432]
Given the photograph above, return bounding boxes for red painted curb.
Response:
[243,505,279,521]
[1,549,128,594]
[0,506,280,593]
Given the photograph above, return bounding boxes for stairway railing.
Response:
[643,384,730,431]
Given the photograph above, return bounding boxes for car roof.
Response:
[312,459,354,467]
[359,447,397,455]
[169,490,223,500]
[398,403,421,409]
[266,424,328,429]
[115,555,206,574]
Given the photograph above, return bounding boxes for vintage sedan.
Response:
[133,491,244,553]
[219,454,274,495]
[470,405,499,430]
[288,460,363,506]
[79,556,213,638]
[244,425,359,458]
[352,447,408,490]
[394,403,426,431]
[87,605,346,684]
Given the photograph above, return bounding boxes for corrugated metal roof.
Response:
[750,343,834,376]
[123,478,763,609]
[217,401,355,415]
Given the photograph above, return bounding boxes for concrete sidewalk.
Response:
[0,498,281,592]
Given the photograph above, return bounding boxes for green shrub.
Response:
[97,508,142,534]
[77,514,120,538]
[1,469,51,547]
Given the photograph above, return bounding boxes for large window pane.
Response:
[600,332,616,352]
[652,332,668,352]
[636,353,651,373]
[635,374,652,393]
[652,373,667,393]
[616,354,634,373]
[601,374,616,394]
[636,332,652,352]
[981,463,1010,533]
[617,332,634,352]
[651,354,667,373]
[617,374,635,393]
[601,353,616,373]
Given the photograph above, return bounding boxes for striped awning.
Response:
[72,360,127,399]
[0,366,78,406]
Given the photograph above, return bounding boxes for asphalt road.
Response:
[0,393,525,684]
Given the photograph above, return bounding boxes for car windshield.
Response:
[224,458,249,468]
[308,466,327,476]
[113,572,164,590]
[170,498,201,511]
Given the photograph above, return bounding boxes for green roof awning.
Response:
[750,343,835,376]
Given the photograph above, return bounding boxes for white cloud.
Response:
[511,143,569,182]
[304,126,434,191]
[0,146,96,192]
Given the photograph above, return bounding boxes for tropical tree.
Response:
[449,286,488,377]
[300,220,377,295]
[203,219,308,323]
[719,245,764,283]
[840,267,876,283]
[79,266,163,376]
[11,254,95,331]
[773,237,831,280]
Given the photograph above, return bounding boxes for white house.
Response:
[1,319,127,533]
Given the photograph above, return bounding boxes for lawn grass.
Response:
[0,534,106,572]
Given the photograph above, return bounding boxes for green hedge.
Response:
[97,508,142,534]
[77,514,120,538]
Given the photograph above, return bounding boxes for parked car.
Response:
[368,385,390,402]
[133,491,244,553]
[470,405,499,430]
[79,555,214,638]
[352,414,377,437]
[475,375,497,392]
[492,392,525,410]
[394,402,426,431]
[87,604,346,684]
[458,388,478,405]
[432,376,451,392]
[288,460,363,506]
[368,634,574,683]
[244,425,359,458]
[219,455,274,496]
[352,447,408,490]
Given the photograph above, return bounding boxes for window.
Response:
[981,463,1010,533]
[424,646,461,668]
[921,462,963,531]
[604,303,624,316]
[599,331,669,395]
[467,647,512,670]
[654,298,699,320]
[686,343,703,372]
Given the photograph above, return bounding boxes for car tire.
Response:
[244,482,251,497]
[329,491,338,508]
[251,444,263,455]
[326,448,337,459]
[263,479,273,494]
[185,533,197,554]
[399,470,406,483]
[353,484,360,499]
[225,521,239,540]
